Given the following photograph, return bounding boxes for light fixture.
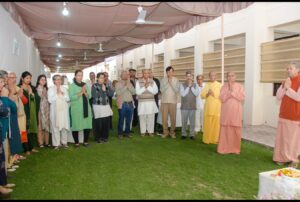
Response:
[56,41,61,47]
[56,58,60,62]
[62,2,69,16]
[57,66,61,69]
[58,54,62,58]
[56,33,62,47]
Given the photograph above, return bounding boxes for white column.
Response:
[163,38,175,77]
[243,3,274,126]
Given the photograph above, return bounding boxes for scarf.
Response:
[73,78,89,118]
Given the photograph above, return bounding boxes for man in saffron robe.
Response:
[273,62,300,168]
[201,71,222,144]
[217,72,245,154]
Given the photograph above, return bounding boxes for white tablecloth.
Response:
[257,168,300,199]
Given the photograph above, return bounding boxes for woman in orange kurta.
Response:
[217,72,245,154]
[273,62,300,168]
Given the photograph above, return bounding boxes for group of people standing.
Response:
[0,61,299,195]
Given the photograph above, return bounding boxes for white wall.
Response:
[114,2,300,127]
[0,5,44,84]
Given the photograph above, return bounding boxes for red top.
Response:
[279,74,300,121]
[21,94,28,105]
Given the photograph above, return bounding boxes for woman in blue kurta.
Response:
[0,75,16,194]
[69,70,92,147]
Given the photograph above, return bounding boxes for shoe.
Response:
[39,145,44,148]
[162,134,168,138]
[63,144,69,149]
[0,186,13,195]
[12,165,19,169]
[74,144,80,148]
[97,140,103,144]
[83,143,90,147]
[118,135,123,139]
[25,151,31,155]
[275,162,285,166]
[15,155,26,160]
[181,136,186,140]
[190,136,195,140]
[141,133,145,137]
[7,168,16,172]
[171,135,176,139]
[31,149,39,153]
[53,146,59,150]
[288,162,298,168]
[4,184,15,188]
[149,133,154,137]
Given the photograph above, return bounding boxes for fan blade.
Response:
[113,21,136,24]
[141,21,164,25]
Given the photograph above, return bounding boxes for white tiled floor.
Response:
[242,125,276,149]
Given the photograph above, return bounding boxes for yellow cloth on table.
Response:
[201,81,222,144]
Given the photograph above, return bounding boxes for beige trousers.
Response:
[161,103,177,136]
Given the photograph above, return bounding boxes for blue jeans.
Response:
[118,102,134,135]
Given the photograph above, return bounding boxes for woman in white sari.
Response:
[48,75,70,150]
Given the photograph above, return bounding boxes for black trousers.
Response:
[132,99,139,127]
[72,129,90,144]
[108,97,113,129]
[154,113,158,133]
[27,133,37,151]
[0,140,7,186]
[93,116,110,141]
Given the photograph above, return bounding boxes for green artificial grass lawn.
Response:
[7,101,283,200]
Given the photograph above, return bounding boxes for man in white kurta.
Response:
[48,75,70,149]
[195,75,205,133]
[135,69,158,136]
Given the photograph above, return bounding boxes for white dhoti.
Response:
[138,101,158,134]
[195,108,204,132]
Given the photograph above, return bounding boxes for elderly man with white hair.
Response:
[135,69,158,137]
[273,62,300,168]
[115,70,136,139]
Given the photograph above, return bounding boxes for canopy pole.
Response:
[122,53,124,70]
[221,13,224,85]
[151,43,154,69]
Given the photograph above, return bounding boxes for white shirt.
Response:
[135,79,159,115]
[196,82,206,109]
[48,85,70,131]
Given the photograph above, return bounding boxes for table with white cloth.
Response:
[257,168,300,199]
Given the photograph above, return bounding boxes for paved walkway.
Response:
[242,125,276,149]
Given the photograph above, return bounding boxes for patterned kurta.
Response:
[37,85,50,132]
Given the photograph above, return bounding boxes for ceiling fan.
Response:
[95,42,117,53]
[113,6,164,25]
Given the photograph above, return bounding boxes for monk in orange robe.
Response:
[273,62,300,168]
[217,72,245,154]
